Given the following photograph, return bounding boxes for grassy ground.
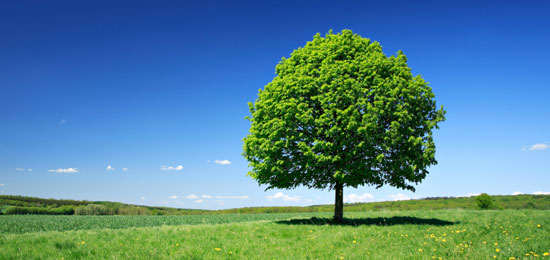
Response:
[0,210,548,259]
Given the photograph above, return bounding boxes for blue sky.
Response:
[1,1,548,209]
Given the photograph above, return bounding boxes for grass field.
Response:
[1,210,549,259]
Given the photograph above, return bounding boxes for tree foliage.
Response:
[243,30,445,217]
[475,193,494,209]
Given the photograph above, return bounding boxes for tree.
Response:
[243,30,445,221]
[475,193,493,209]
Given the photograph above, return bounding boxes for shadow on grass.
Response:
[276,216,457,226]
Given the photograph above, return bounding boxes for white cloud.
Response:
[160,165,184,171]
[60,119,66,125]
[528,143,549,151]
[464,193,481,197]
[344,193,374,203]
[106,165,115,171]
[168,195,178,199]
[16,168,25,171]
[122,168,128,171]
[215,195,249,200]
[533,191,550,195]
[48,168,78,173]
[195,200,203,203]
[0,184,4,187]
[267,192,300,202]
[388,193,411,201]
[214,160,232,165]
[185,194,199,199]
[512,191,523,195]
[201,195,213,199]
[141,196,146,200]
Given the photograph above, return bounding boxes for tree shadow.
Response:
[276,216,457,227]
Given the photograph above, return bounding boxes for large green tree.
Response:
[243,30,445,221]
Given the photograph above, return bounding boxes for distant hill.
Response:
[1,194,549,215]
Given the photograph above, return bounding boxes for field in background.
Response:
[1,210,549,259]
[2,194,550,216]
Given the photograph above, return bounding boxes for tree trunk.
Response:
[334,182,344,222]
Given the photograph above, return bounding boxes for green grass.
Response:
[1,210,549,259]
[0,213,324,234]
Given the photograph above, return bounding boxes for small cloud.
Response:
[464,193,481,197]
[185,194,199,199]
[16,168,26,172]
[512,191,523,195]
[168,195,178,199]
[527,143,549,151]
[106,165,115,171]
[344,193,374,203]
[202,195,213,199]
[194,199,203,203]
[214,160,232,165]
[122,168,129,171]
[533,191,550,195]
[141,196,146,200]
[267,192,300,202]
[388,193,411,201]
[0,184,4,187]
[60,119,66,125]
[215,195,249,200]
[160,165,184,171]
[48,168,78,173]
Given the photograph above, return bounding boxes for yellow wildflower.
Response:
[214,248,221,251]
[496,248,500,252]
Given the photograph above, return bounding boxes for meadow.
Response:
[1,210,549,259]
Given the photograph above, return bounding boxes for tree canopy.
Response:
[243,30,445,220]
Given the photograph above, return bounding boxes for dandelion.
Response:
[509,257,516,260]
[493,256,497,259]
[419,249,423,252]
[544,252,549,256]
[537,224,542,228]
[352,240,356,243]
[81,241,85,245]
[496,249,501,252]
[495,243,499,246]
[214,248,221,251]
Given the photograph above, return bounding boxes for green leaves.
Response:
[243,29,445,192]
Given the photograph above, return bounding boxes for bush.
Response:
[74,204,109,215]
[475,193,494,209]
[4,206,74,215]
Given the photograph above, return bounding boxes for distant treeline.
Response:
[1,194,549,215]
